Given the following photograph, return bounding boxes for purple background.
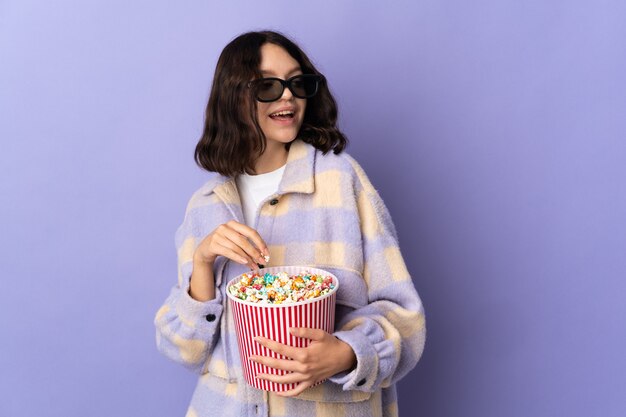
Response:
[1,1,625,416]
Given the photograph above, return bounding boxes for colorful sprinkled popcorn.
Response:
[228,271,335,304]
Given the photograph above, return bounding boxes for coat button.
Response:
[205,314,216,322]
[357,378,366,386]
[269,198,279,206]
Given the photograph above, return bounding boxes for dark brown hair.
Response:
[194,30,347,176]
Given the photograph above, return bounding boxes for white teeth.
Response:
[270,110,294,117]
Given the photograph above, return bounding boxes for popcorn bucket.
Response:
[226,266,339,392]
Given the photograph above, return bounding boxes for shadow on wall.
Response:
[348,99,496,416]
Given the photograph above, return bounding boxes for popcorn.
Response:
[228,271,335,304]
[227,266,339,391]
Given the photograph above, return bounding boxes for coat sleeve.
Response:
[328,158,426,392]
[153,197,224,374]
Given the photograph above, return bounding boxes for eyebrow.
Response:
[260,66,302,77]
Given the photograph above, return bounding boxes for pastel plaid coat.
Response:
[154,139,426,417]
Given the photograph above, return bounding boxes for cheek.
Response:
[256,103,270,121]
[297,99,307,122]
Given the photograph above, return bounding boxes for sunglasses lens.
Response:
[254,79,283,102]
[290,75,320,98]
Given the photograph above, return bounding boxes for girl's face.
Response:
[255,43,307,149]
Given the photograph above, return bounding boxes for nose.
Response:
[280,82,294,101]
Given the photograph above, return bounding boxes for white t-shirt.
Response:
[235,165,286,227]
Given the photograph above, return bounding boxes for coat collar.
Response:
[200,139,316,199]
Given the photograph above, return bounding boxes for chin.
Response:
[266,132,299,145]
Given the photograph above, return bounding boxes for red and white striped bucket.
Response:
[227,266,338,392]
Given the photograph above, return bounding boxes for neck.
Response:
[252,141,289,174]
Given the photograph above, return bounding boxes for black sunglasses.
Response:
[248,74,323,102]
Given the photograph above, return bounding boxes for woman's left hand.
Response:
[250,328,357,397]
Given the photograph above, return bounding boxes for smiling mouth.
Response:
[269,110,295,120]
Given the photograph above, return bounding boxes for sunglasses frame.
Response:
[247,74,324,103]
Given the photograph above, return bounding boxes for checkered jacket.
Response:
[154,139,426,417]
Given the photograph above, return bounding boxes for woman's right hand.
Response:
[193,220,269,270]
[188,221,269,302]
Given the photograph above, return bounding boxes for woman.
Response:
[154,30,426,417]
